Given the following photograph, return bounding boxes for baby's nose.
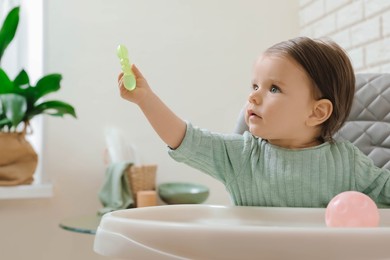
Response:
[248,90,262,104]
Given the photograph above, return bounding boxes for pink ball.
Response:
[325,191,380,227]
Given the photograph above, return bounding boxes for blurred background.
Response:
[1,0,389,259]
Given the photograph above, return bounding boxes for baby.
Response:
[118,37,390,208]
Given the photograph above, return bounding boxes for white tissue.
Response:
[104,127,139,164]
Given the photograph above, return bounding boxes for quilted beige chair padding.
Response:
[233,73,390,170]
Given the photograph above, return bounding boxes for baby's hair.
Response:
[264,37,355,142]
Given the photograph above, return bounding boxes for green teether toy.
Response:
[117,44,136,91]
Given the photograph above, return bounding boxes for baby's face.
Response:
[245,54,319,148]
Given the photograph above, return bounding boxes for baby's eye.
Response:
[270,85,281,93]
[252,84,259,91]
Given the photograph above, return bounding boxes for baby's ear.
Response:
[306,99,333,126]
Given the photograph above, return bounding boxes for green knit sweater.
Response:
[168,123,390,208]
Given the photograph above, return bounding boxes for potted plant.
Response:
[0,6,76,186]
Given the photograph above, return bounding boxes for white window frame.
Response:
[0,0,52,199]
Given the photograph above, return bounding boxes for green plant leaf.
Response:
[0,6,19,63]
[13,69,30,90]
[27,100,77,119]
[0,68,13,93]
[0,117,12,131]
[0,99,14,130]
[28,74,62,105]
[0,117,10,124]
[0,93,27,127]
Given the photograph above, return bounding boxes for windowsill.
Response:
[0,183,53,199]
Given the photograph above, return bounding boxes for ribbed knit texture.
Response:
[169,123,390,208]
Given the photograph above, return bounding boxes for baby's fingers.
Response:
[117,73,125,90]
[131,64,145,79]
[118,72,124,82]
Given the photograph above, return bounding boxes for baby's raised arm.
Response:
[118,65,186,149]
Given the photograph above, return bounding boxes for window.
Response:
[0,0,52,199]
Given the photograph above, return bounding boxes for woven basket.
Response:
[126,164,157,206]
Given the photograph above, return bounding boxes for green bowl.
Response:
[158,182,210,204]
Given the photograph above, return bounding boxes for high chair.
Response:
[94,73,390,259]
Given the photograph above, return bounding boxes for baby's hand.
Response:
[118,64,152,105]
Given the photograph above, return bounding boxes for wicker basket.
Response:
[126,164,157,206]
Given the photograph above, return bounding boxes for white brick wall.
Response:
[300,0,390,73]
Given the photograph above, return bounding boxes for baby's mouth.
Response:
[248,109,261,119]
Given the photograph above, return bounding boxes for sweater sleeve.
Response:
[168,122,251,184]
[353,146,390,207]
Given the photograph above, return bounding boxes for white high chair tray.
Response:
[94,205,390,260]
